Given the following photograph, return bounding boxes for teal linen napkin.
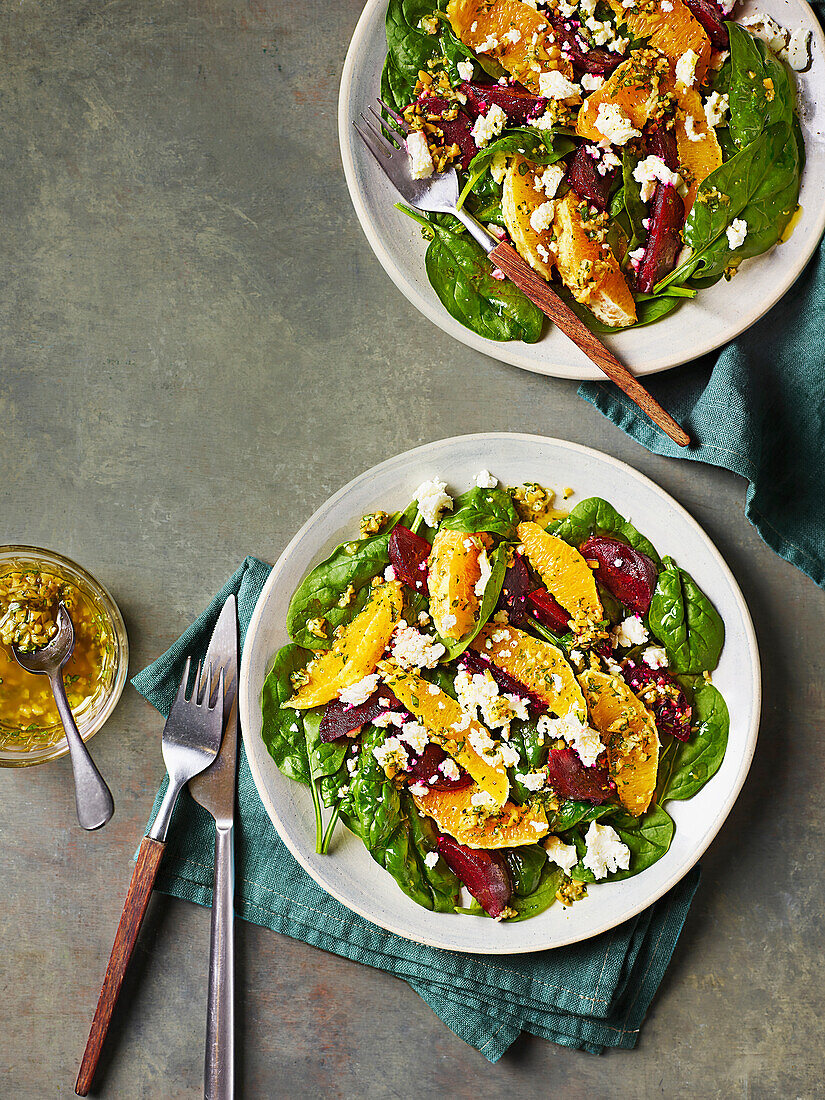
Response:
[132,557,700,1061]
[579,191,825,590]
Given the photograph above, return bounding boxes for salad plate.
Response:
[240,434,760,953]
[338,0,825,380]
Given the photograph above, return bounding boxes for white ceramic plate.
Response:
[240,434,761,953]
[338,0,825,380]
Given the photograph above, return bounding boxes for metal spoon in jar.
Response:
[12,601,114,830]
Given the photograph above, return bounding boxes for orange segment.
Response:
[413,783,548,848]
[501,157,556,281]
[674,86,723,211]
[577,50,667,143]
[579,669,659,816]
[428,529,490,640]
[470,623,587,720]
[607,0,711,85]
[518,520,604,625]
[287,581,403,709]
[447,0,574,92]
[382,661,510,806]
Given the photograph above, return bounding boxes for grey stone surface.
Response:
[0,1,822,1097]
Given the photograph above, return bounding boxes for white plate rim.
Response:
[338,0,825,380]
[239,433,761,954]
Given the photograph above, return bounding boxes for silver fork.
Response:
[76,658,226,1097]
[354,99,689,448]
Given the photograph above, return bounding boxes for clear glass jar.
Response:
[0,547,128,767]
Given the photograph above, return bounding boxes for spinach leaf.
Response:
[658,123,799,289]
[571,803,674,883]
[656,681,729,802]
[505,843,548,895]
[548,799,616,832]
[622,147,647,252]
[303,710,349,808]
[507,863,563,921]
[260,643,313,785]
[508,718,550,803]
[727,23,795,149]
[402,791,461,911]
[466,128,576,178]
[381,0,448,112]
[286,502,416,649]
[550,497,661,566]
[440,485,519,539]
[648,557,724,673]
[439,543,508,659]
[424,220,545,342]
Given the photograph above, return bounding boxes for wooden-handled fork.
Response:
[354,100,690,448]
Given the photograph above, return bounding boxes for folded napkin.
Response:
[132,557,699,1061]
[580,207,825,590]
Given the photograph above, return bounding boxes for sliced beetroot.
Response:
[545,748,613,803]
[634,181,686,293]
[496,552,531,625]
[567,143,617,212]
[580,536,658,616]
[407,742,473,790]
[682,0,729,48]
[460,650,548,713]
[526,587,571,634]
[546,12,624,75]
[319,686,403,743]
[460,80,546,124]
[622,659,692,741]
[416,93,476,169]
[389,525,431,593]
[436,835,513,918]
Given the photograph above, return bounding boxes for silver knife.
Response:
[189,593,239,1100]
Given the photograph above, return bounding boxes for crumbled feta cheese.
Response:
[406,130,434,180]
[716,0,734,13]
[704,91,729,128]
[741,12,786,53]
[675,48,699,86]
[372,736,409,773]
[392,623,446,670]
[538,162,565,199]
[490,154,508,184]
[423,850,440,869]
[457,59,474,82]
[415,478,453,526]
[532,110,556,130]
[338,785,350,799]
[580,73,605,92]
[545,834,579,873]
[726,217,748,250]
[439,756,461,781]
[475,468,498,488]
[384,564,396,582]
[538,69,581,101]
[398,720,429,754]
[613,614,649,648]
[515,769,547,791]
[471,103,508,148]
[538,713,604,768]
[583,821,630,879]
[374,710,405,727]
[503,27,522,44]
[684,115,703,142]
[628,245,646,271]
[594,103,640,145]
[661,0,673,9]
[530,201,556,233]
[498,740,521,768]
[418,611,430,626]
[442,612,457,629]
[608,35,629,53]
[783,27,811,70]
[475,547,493,597]
[409,781,428,797]
[339,673,379,706]
[569,648,585,668]
[470,790,499,811]
[475,33,499,54]
[633,155,687,203]
[536,242,551,263]
[642,645,669,669]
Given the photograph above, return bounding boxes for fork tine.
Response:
[191,659,204,703]
[172,656,192,709]
[368,103,405,145]
[359,111,400,152]
[353,120,393,165]
[377,97,409,133]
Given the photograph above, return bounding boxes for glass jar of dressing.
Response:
[0,547,128,766]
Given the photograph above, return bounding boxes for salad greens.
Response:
[262,476,731,922]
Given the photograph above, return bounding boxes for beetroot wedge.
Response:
[407,742,473,790]
[545,748,613,803]
[496,552,531,626]
[437,835,513,918]
[460,80,546,124]
[567,143,617,212]
[319,686,403,743]
[416,93,476,169]
[546,12,624,75]
[635,183,685,293]
[622,659,692,741]
[460,650,548,713]
[526,587,571,634]
[580,536,658,615]
[389,525,431,593]
[682,0,729,48]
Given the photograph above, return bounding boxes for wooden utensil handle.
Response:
[490,241,690,448]
[75,836,165,1096]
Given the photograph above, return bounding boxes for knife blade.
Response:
[189,593,239,1100]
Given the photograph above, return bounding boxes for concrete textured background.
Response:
[1,1,823,1097]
